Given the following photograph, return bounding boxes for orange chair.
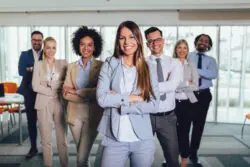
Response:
[241,113,250,138]
[3,82,18,93]
[1,82,20,132]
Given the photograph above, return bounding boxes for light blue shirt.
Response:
[188,51,218,90]
[76,57,93,89]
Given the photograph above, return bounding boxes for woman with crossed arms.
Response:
[32,37,68,167]
[62,26,103,167]
[173,39,199,167]
[96,20,160,167]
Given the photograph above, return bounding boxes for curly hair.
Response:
[72,26,103,58]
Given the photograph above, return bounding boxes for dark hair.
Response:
[144,27,162,39]
[113,20,155,101]
[72,26,103,58]
[31,31,43,38]
[194,34,213,51]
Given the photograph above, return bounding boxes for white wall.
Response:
[1,10,250,26]
[0,0,250,12]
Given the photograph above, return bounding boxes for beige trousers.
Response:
[37,98,68,167]
[70,103,99,167]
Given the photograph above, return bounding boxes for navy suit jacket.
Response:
[18,49,43,95]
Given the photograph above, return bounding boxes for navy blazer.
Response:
[18,49,43,95]
[96,56,160,141]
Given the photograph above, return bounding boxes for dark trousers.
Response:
[24,91,38,150]
[150,111,179,167]
[175,99,194,158]
[190,89,212,156]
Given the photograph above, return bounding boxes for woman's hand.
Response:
[40,81,48,87]
[63,86,76,95]
[129,95,144,103]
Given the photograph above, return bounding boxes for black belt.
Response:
[151,109,174,116]
[194,88,210,94]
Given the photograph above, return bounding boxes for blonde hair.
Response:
[42,37,56,73]
[173,39,189,59]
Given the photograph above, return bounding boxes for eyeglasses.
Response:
[32,39,42,42]
[147,38,163,45]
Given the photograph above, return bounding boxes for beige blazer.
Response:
[32,59,68,110]
[63,58,103,126]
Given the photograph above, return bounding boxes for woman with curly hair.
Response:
[62,26,103,167]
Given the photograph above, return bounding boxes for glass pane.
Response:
[218,26,243,123]
[1,27,31,84]
[100,26,117,61]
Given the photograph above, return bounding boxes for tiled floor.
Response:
[0,113,250,167]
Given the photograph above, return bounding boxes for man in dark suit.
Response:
[18,31,43,159]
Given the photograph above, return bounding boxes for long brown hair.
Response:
[113,20,155,101]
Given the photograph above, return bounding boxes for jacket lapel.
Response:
[72,63,80,89]
[111,57,122,93]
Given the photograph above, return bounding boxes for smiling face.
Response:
[44,40,56,59]
[79,36,95,59]
[146,30,164,56]
[31,34,43,52]
[176,42,189,60]
[119,27,138,57]
[196,35,210,53]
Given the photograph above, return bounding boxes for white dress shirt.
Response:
[147,55,182,112]
[118,60,139,142]
[32,49,42,64]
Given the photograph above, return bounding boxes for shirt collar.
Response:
[195,50,206,56]
[149,54,166,63]
[76,57,94,68]
[32,49,42,55]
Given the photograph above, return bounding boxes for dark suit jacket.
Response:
[18,49,43,95]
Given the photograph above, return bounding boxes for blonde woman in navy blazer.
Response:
[96,21,160,167]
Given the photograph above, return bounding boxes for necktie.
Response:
[197,53,202,86]
[156,58,166,101]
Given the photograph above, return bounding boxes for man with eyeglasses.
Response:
[18,30,43,160]
[187,34,218,167]
[145,27,182,167]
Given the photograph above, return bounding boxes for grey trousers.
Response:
[101,138,155,167]
[150,111,179,167]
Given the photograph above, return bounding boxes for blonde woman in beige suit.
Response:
[63,26,103,167]
[32,37,68,167]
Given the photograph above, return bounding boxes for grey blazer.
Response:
[96,56,160,141]
[176,60,199,103]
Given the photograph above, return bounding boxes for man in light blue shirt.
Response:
[188,34,218,167]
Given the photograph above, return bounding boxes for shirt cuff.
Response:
[120,94,129,106]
